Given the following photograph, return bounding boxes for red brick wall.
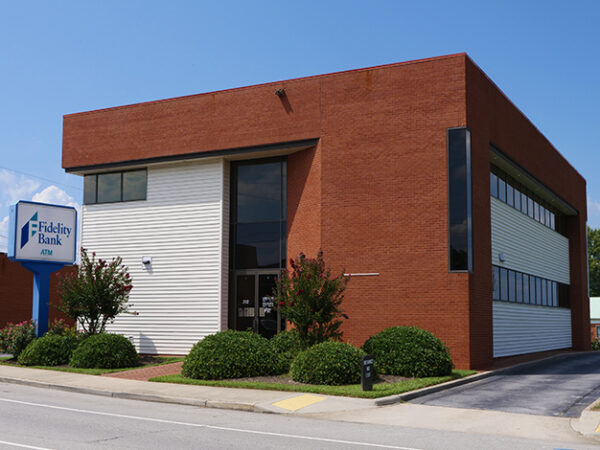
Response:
[0,253,75,329]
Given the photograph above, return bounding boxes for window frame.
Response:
[84,169,147,205]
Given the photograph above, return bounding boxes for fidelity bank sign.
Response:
[8,201,77,264]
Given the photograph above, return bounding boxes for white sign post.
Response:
[8,201,77,337]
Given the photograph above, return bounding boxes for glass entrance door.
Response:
[234,272,283,338]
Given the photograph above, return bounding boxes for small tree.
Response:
[57,248,133,336]
[588,226,600,297]
[274,251,349,349]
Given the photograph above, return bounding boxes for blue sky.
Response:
[1,1,599,251]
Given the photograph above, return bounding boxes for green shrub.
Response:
[182,330,283,380]
[592,340,600,351]
[270,329,302,371]
[0,320,36,358]
[290,341,365,385]
[362,326,453,377]
[18,335,78,366]
[70,333,138,369]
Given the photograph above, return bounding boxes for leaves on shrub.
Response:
[362,326,453,377]
[70,333,138,369]
[290,341,365,385]
[18,335,78,366]
[182,330,284,380]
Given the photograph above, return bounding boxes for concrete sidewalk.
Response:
[1,363,600,444]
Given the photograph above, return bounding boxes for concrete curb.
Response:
[375,351,581,406]
[0,375,258,412]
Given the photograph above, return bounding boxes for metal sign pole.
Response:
[21,262,66,337]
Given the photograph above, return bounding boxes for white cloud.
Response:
[32,185,79,209]
[0,169,41,207]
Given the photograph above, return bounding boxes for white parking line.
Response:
[0,440,53,450]
[0,398,421,449]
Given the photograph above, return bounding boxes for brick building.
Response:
[61,53,589,369]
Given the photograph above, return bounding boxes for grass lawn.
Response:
[0,356,185,376]
[0,356,12,362]
[150,369,476,399]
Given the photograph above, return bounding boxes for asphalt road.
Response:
[412,352,600,417]
[1,383,598,450]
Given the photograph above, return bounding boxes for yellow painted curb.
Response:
[272,394,327,412]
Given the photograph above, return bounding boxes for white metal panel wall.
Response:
[493,301,572,357]
[81,159,227,355]
[491,197,569,284]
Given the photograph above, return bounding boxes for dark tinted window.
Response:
[123,170,147,201]
[506,184,514,207]
[84,175,97,204]
[231,159,287,270]
[448,128,472,271]
[236,162,282,222]
[97,173,121,203]
[236,222,281,269]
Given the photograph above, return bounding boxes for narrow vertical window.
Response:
[498,178,506,202]
[500,268,508,301]
[528,197,534,218]
[523,274,530,304]
[506,184,514,207]
[448,128,472,272]
[492,266,500,299]
[516,272,523,303]
[490,172,498,198]
[514,188,521,211]
[521,192,528,214]
[508,270,516,302]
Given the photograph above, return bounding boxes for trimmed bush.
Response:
[362,326,453,378]
[70,333,138,369]
[592,340,600,351]
[270,329,302,371]
[182,330,283,380]
[18,335,78,366]
[290,341,365,385]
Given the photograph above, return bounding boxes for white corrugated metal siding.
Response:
[81,159,228,355]
[491,197,569,284]
[493,301,571,357]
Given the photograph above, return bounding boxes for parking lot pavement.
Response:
[410,352,600,417]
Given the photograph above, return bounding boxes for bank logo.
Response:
[20,212,39,249]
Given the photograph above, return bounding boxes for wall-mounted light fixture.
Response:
[498,252,506,263]
[142,256,152,266]
[275,88,286,97]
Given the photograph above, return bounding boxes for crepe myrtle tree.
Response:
[57,248,134,336]
[274,251,349,349]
